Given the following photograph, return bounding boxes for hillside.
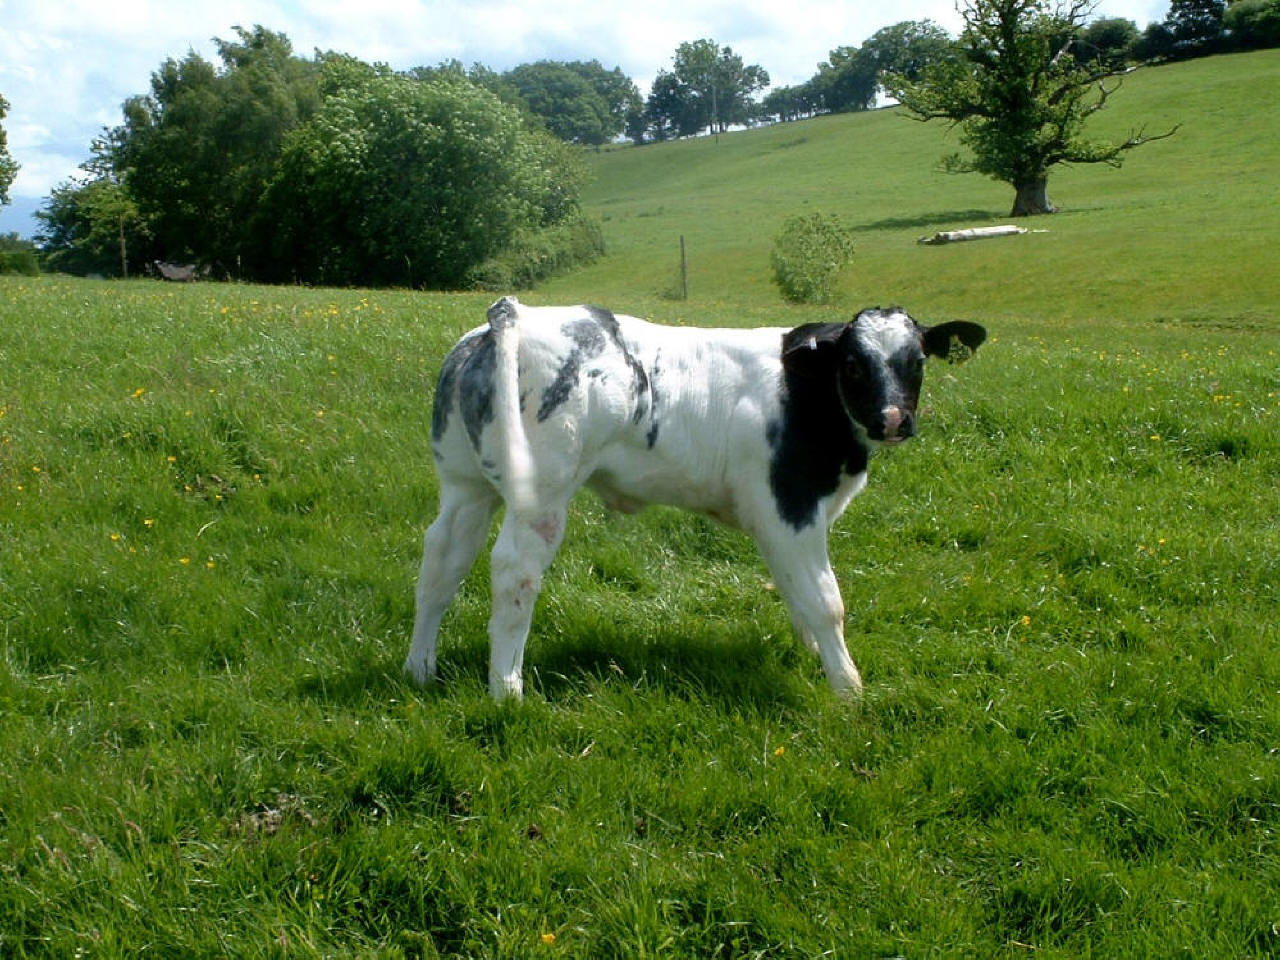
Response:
[544,49,1280,328]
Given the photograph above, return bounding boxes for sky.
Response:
[0,0,1169,237]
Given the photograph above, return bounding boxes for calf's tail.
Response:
[487,296,537,516]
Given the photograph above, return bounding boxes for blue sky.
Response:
[0,0,1169,238]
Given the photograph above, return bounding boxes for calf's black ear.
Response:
[922,320,987,365]
[781,322,851,377]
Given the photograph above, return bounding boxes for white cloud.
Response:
[0,0,1172,220]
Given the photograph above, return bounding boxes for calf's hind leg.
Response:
[406,483,499,685]
[486,501,570,700]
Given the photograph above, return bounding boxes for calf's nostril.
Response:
[880,405,904,438]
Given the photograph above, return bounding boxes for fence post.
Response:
[680,235,688,301]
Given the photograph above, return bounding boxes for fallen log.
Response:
[918,225,1030,245]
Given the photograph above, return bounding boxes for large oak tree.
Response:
[888,0,1177,216]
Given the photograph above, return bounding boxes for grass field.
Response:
[2,51,1279,957]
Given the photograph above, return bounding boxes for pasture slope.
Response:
[1,50,1278,958]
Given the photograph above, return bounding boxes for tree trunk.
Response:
[1010,176,1056,216]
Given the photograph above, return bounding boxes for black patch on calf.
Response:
[564,316,608,355]
[769,323,870,530]
[537,318,609,422]
[587,305,651,426]
[432,331,492,444]
[457,332,497,451]
[645,352,662,448]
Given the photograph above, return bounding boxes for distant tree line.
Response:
[17,1,1279,282]
[761,21,956,121]
[1087,0,1280,62]
[761,0,1279,125]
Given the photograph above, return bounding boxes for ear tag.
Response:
[947,335,974,365]
[806,336,818,351]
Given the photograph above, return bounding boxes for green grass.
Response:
[2,51,1279,957]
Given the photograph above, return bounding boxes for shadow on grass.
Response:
[528,622,811,713]
[853,208,999,232]
[291,624,812,714]
[535,634,803,711]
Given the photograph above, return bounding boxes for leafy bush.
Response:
[259,73,589,289]
[0,233,39,275]
[770,211,856,303]
[466,213,605,290]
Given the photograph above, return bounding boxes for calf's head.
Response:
[783,307,987,444]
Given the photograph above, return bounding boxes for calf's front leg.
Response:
[757,529,863,697]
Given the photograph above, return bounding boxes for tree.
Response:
[37,130,151,277]
[683,41,769,131]
[316,51,392,98]
[643,40,769,139]
[1076,16,1140,65]
[37,177,147,277]
[503,60,640,145]
[761,83,823,122]
[1166,0,1227,51]
[790,22,954,119]
[0,233,39,275]
[505,62,609,144]
[564,60,643,141]
[888,0,1178,216]
[115,26,320,272]
[770,212,856,304]
[1224,0,1280,48]
[644,70,700,139]
[810,47,879,113]
[40,29,596,286]
[860,21,957,87]
[1133,19,1178,59]
[0,93,17,206]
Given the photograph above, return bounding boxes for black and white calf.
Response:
[408,297,985,699]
